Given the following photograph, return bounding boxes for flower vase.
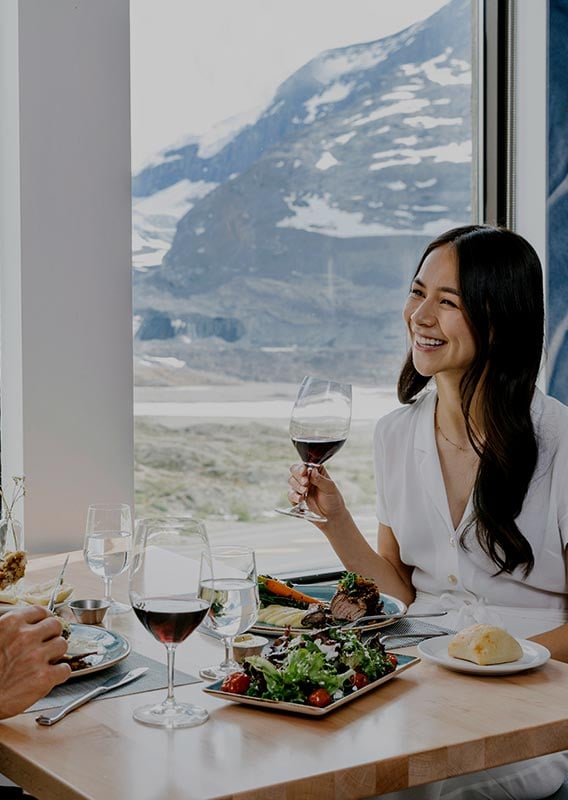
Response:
[0,517,23,555]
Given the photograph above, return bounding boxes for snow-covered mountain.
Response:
[133,0,471,384]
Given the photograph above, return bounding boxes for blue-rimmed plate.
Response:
[252,584,407,635]
[65,623,131,679]
[203,652,419,716]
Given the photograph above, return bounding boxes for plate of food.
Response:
[59,623,131,678]
[252,572,406,635]
[417,624,550,676]
[0,550,74,613]
[203,626,419,716]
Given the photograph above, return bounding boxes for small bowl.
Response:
[68,599,110,625]
[233,634,269,664]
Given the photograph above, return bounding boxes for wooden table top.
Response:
[1,552,568,800]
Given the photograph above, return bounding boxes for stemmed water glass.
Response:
[84,503,133,614]
[129,515,213,728]
[198,545,259,681]
[275,376,352,522]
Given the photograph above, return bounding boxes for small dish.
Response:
[233,634,269,664]
[68,599,110,625]
[417,635,551,675]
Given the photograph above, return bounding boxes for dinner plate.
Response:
[65,623,131,679]
[252,584,407,635]
[203,653,419,716]
[417,635,550,676]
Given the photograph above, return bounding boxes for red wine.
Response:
[292,437,346,466]
[133,597,209,644]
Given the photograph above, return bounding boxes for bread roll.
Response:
[448,623,523,665]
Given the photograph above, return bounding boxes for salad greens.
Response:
[242,627,396,705]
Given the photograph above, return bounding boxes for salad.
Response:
[220,627,397,708]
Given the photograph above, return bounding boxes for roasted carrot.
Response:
[258,575,321,607]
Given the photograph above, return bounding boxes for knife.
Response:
[35,666,148,726]
[277,570,346,585]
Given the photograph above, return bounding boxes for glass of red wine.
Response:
[275,376,352,523]
[129,515,212,728]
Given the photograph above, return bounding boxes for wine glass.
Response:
[275,376,352,522]
[198,545,259,682]
[84,504,133,614]
[129,515,213,728]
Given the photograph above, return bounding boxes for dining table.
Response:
[2,550,568,800]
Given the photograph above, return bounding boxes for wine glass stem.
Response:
[221,637,235,668]
[165,644,177,705]
[103,577,113,603]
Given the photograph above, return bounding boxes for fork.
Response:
[47,554,70,612]
[344,611,448,628]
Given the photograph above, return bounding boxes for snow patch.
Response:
[386,181,407,191]
[315,151,339,171]
[403,116,463,130]
[353,98,430,128]
[401,50,471,86]
[334,131,357,145]
[276,192,467,239]
[369,140,471,171]
[304,81,355,124]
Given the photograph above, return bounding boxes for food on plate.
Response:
[258,575,322,608]
[18,579,74,606]
[0,550,27,590]
[256,605,307,628]
[448,623,523,666]
[328,572,383,622]
[219,626,397,706]
[56,651,99,672]
[257,571,386,630]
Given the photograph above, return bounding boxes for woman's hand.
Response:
[0,605,72,719]
[287,463,347,525]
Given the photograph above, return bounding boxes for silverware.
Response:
[379,632,449,645]
[35,667,148,726]
[345,611,448,628]
[47,554,70,612]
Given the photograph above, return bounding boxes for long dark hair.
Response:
[398,225,544,576]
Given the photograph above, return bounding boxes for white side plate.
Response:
[417,634,550,675]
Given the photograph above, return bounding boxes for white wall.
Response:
[0,0,134,553]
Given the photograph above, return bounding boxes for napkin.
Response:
[25,650,200,713]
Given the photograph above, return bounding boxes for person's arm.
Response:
[287,464,415,605]
[529,625,568,663]
[0,605,71,719]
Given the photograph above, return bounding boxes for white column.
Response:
[0,0,133,553]
[515,0,548,268]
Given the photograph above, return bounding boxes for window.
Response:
[130,0,473,573]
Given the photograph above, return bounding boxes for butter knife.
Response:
[35,666,148,725]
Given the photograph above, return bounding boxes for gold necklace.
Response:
[436,423,469,451]
[435,408,470,452]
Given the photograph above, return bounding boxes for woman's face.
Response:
[403,243,477,381]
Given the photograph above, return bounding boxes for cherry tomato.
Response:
[307,688,333,707]
[350,672,370,689]
[386,653,398,668]
[221,672,251,694]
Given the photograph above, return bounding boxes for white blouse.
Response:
[373,388,568,637]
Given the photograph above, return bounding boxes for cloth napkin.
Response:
[25,650,200,713]
[377,618,457,649]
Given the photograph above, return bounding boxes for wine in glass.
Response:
[275,376,352,523]
[198,545,259,682]
[129,515,213,728]
[84,503,133,614]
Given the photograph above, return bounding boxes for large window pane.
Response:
[130,0,473,572]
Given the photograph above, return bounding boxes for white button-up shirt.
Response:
[373,388,568,637]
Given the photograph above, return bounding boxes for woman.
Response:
[287,225,568,799]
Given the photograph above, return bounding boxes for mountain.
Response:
[132,0,471,386]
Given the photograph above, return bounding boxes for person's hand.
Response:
[0,605,71,719]
[287,463,347,525]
